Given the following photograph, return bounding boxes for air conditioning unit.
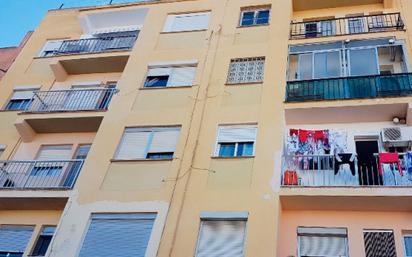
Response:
[381,127,412,147]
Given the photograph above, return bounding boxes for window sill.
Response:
[211,156,255,160]
[225,81,263,86]
[0,109,22,113]
[140,85,194,90]
[110,158,174,163]
[236,23,270,29]
[160,29,208,34]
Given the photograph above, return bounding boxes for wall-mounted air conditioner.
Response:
[381,127,412,147]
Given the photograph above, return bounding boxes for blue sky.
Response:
[0,0,140,47]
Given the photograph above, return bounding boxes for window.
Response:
[227,57,265,84]
[144,65,196,88]
[31,226,55,256]
[195,218,247,257]
[364,230,396,257]
[347,15,365,34]
[5,89,38,111]
[298,227,348,257]
[39,40,63,57]
[304,20,336,38]
[404,235,412,257]
[215,125,257,157]
[163,12,210,32]
[114,127,180,160]
[79,213,156,257]
[30,145,73,177]
[0,225,34,257]
[240,8,270,26]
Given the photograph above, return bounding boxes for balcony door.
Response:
[297,50,342,80]
[355,139,382,186]
[348,48,379,76]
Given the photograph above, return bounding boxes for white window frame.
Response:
[214,124,257,157]
[114,127,181,160]
[195,214,248,257]
[239,7,271,27]
[404,234,412,257]
[163,12,211,33]
[144,62,197,88]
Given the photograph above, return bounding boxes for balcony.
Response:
[25,88,117,113]
[42,35,138,57]
[15,88,117,140]
[0,160,83,190]
[281,154,412,187]
[290,13,404,40]
[286,73,412,103]
[292,0,393,12]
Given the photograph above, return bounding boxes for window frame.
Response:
[113,126,181,161]
[163,11,211,33]
[30,225,56,257]
[143,64,197,88]
[214,124,257,158]
[239,7,271,27]
[195,217,248,257]
[226,57,266,84]
[404,234,412,257]
[297,226,349,257]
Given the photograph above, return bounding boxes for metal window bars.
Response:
[23,88,118,113]
[290,13,404,40]
[0,160,84,189]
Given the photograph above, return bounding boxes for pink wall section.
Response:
[11,132,96,160]
[278,210,412,257]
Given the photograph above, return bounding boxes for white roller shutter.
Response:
[217,126,257,143]
[79,213,156,257]
[195,220,246,257]
[39,40,63,56]
[0,225,34,253]
[115,129,151,160]
[36,145,73,160]
[148,129,180,153]
[169,67,196,86]
[147,67,173,77]
[298,227,348,257]
[163,12,210,32]
[10,90,36,100]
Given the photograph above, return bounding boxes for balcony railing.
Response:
[0,160,84,189]
[282,154,412,187]
[290,13,404,40]
[286,73,412,102]
[45,35,138,57]
[24,88,117,113]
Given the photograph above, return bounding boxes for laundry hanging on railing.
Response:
[407,152,412,174]
[378,153,403,176]
[334,153,356,175]
[286,129,347,156]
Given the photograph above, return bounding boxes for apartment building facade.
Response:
[0,0,412,257]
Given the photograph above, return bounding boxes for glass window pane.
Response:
[256,10,270,24]
[237,142,254,156]
[348,17,365,34]
[314,51,341,79]
[298,54,313,80]
[349,48,379,76]
[405,236,412,256]
[218,143,236,157]
[144,76,169,88]
[241,12,255,26]
[321,20,335,36]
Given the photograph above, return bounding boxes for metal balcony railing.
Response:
[0,160,84,189]
[47,35,138,56]
[282,154,412,187]
[24,88,117,113]
[285,73,412,102]
[290,13,404,39]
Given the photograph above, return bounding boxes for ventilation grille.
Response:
[383,127,402,141]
